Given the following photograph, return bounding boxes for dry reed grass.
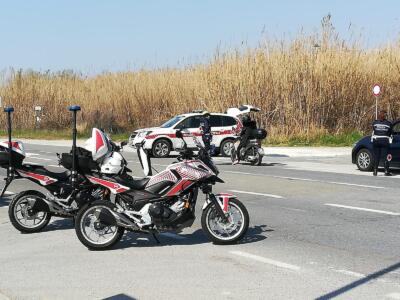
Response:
[1,16,400,141]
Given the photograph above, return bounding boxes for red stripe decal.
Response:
[17,170,57,185]
[223,196,229,213]
[166,180,193,196]
[87,176,129,194]
[95,130,105,152]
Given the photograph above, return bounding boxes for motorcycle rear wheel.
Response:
[201,198,249,244]
[8,190,51,233]
[75,200,125,250]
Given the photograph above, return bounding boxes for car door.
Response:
[174,116,202,147]
[389,120,400,165]
[209,114,223,146]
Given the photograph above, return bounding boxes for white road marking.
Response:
[230,250,300,271]
[387,293,400,299]
[25,152,39,157]
[228,189,284,199]
[224,171,384,189]
[325,204,400,216]
[29,157,52,161]
[332,269,365,278]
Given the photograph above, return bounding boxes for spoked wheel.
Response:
[8,191,51,233]
[356,149,373,171]
[75,200,124,250]
[248,146,262,166]
[221,139,234,157]
[201,198,249,244]
[152,139,171,158]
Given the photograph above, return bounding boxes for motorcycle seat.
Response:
[23,165,71,181]
[115,175,150,190]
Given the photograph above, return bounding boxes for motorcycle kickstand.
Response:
[0,177,12,198]
[152,233,161,244]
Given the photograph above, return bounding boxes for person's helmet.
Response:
[202,111,210,118]
[241,114,250,123]
[100,152,124,174]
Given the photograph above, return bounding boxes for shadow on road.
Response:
[44,218,74,232]
[238,224,272,244]
[315,261,400,300]
[103,294,137,300]
[0,196,11,208]
[112,225,270,250]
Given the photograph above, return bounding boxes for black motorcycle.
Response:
[2,106,103,233]
[230,128,267,166]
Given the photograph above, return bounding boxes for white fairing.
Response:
[85,128,111,161]
[138,147,151,176]
[0,140,26,157]
[100,152,124,174]
[226,105,261,117]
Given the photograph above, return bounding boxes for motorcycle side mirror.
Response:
[120,141,128,147]
[176,130,183,139]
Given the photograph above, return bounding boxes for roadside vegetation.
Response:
[0,16,398,146]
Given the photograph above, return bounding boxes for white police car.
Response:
[130,110,244,157]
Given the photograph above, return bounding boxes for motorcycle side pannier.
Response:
[254,129,267,139]
[0,143,25,168]
[0,151,24,168]
[60,147,98,173]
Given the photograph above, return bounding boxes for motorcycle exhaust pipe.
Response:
[95,208,140,230]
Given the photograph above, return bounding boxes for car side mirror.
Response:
[176,130,183,139]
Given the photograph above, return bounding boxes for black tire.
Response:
[152,139,171,158]
[8,190,51,233]
[356,148,374,171]
[201,198,249,245]
[248,146,261,166]
[220,139,234,157]
[75,200,125,250]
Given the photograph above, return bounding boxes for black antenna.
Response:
[0,106,15,198]
[68,105,81,189]
[5,106,14,176]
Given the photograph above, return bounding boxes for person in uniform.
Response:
[199,111,213,154]
[372,110,393,176]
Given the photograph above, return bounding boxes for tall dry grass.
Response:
[1,16,400,140]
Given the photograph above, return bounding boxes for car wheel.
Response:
[152,139,171,158]
[356,149,374,171]
[220,139,234,157]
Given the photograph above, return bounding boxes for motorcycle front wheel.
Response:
[201,198,249,244]
[75,200,125,250]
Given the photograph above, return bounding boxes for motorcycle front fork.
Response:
[205,193,228,221]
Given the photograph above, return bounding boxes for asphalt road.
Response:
[1,144,400,300]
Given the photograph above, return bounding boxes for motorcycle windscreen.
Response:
[90,128,111,161]
[137,147,152,176]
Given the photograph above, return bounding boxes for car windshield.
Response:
[160,116,184,128]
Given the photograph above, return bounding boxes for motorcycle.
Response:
[74,130,250,250]
[2,106,104,233]
[230,128,267,166]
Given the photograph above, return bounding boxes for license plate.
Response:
[258,148,264,155]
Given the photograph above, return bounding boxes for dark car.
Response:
[352,120,400,171]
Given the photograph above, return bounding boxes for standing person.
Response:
[372,110,393,176]
[199,111,213,154]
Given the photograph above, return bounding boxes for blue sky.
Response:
[0,0,399,73]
